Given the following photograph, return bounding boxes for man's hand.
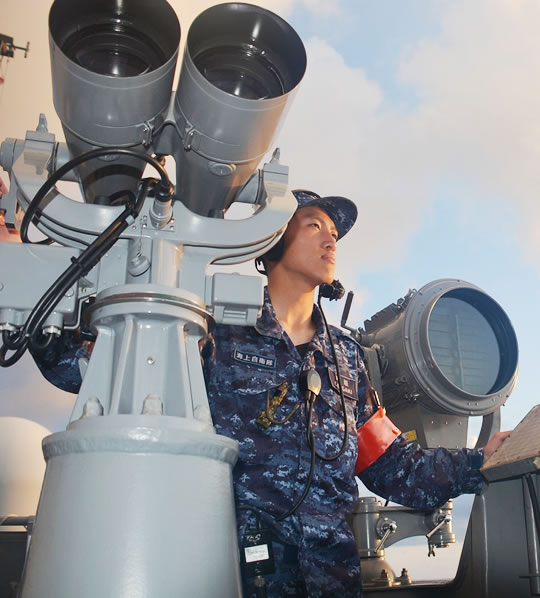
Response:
[0,212,20,243]
[483,430,512,461]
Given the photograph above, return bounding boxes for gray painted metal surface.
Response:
[1,1,536,596]
[170,3,306,216]
[360,476,540,598]
[0,123,297,596]
[20,416,241,597]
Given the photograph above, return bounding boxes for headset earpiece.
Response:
[254,237,286,276]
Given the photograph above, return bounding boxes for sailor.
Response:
[27,189,510,597]
[200,190,509,597]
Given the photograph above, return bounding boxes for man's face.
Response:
[277,206,338,287]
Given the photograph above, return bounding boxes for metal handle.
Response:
[375,519,398,553]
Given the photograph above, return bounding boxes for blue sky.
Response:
[277,0,539,432]
[0,0,535,440]
[280,1,540,578]
[1,0,539,582]
[290,0,444,84]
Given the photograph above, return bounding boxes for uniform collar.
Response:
[309,306,336,364]
[254,287,284,340]
[255,287,336,364]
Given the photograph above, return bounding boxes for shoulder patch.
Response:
[329,325,364,355]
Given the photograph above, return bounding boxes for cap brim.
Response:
[295,195,357,239]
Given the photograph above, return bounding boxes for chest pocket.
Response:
[325,363,357,399]
[306,365,357,455]
[316,365,358,425]
[328,367,358,400]
[222,347,281,396]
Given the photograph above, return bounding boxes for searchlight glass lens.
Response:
[428,296,500,395]
[193,44,285,100]
[62,25,166,77]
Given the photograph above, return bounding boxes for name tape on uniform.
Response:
[234,349,276,369]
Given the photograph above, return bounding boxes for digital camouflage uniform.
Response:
[32,290,485,598]
[201,289,485,597]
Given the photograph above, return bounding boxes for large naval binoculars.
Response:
[46,0,306,214]
[0,2,306,597]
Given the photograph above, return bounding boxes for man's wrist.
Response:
[470,449,484,470]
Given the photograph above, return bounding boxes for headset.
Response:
[319,280,345,301]
[254,188,327,276]
[254,241,283,276]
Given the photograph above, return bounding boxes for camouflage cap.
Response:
[293,190,357,240]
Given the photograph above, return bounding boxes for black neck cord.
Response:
[20,147,170,244]
[275,389,318,521]
[313,293,349,461]
[275,296,350,519]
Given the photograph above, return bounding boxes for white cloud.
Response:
[398,0,540,268]
[385,539,462,582]
[273,0,540,290]
[276,37,436,299]
[172,0,343,19]
[300,0,342,16]
[5,0,540,282]
[0,354,74,432]
[3,0,540,429]
[169,0,296,24]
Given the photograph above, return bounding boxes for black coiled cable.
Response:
[0,148,172,367]
[275,292,350,519]
[19,147,170,244]
[313,292,349,461]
